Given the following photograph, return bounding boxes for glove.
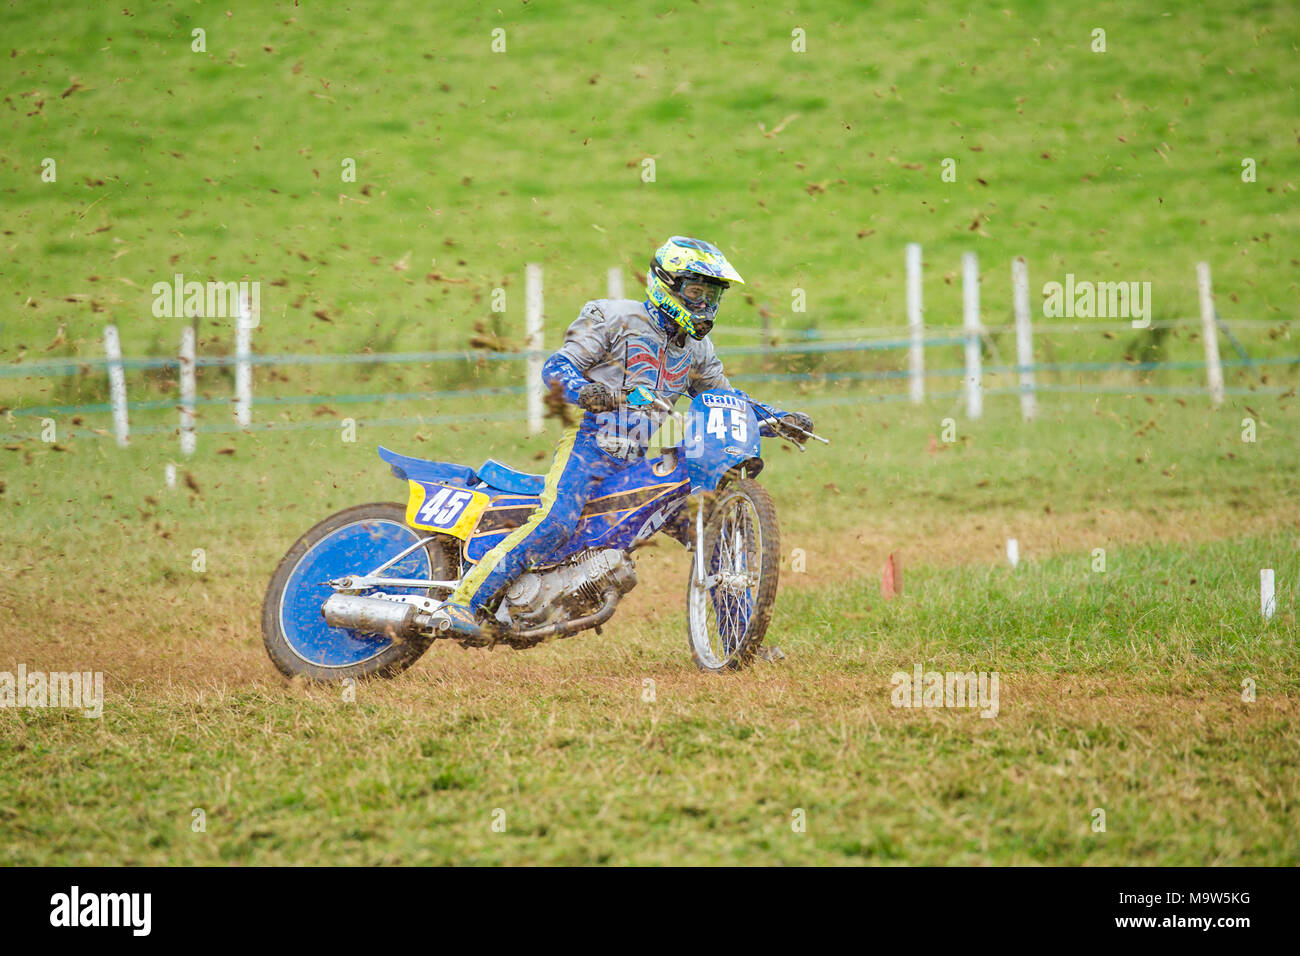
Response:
[773,411,814,442]
[578,382,618,413]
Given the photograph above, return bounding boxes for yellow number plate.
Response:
[405,481,489,539]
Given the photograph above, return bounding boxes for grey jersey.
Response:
[557,298,732,402]
[556,298,734,460]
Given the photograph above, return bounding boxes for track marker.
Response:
[165,463,177,489]
[1261,568,1275,620]
[1006,538,1020,568]
[882,552,901,599]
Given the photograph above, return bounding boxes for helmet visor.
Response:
[677,277,726,312]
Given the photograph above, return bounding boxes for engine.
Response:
[501,548,637,627]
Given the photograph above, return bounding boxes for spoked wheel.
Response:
[686,478,781,672]
[261,502,458,682]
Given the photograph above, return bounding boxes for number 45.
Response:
[418,487,472,526]
[706,407,747,443]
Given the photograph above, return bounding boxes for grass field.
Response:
[2,394,1297,865]
[2,0,1297,370]
[2,0,1298,866]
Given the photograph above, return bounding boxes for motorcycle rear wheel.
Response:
[261,502,459,682]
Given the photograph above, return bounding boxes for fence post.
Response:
[906,243,924,403]
[963,251,982,419]
[103,324,130,447]
[525,263,544,435]
[235,293,252,428]
[180,325,196,456]
[1012,256,1036,421]
[1196,262,1225,407]
[606,266,624,300]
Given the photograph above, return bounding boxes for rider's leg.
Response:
[448,424,624,617]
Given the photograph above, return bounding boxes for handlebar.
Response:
[615,389,829,449]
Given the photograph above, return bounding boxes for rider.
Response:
[431,236,815,635]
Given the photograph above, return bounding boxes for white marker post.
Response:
[606,266,624,300]
[906,243,924,404]
[165,463,177,490]
[103,324,130,448]
[1197,261,1224,407]
[1012,256,1036,421]
[963,251,983,419]
[1261,568,1275,621]
[525,263,544,436]
[180,325,197,456]
[235,293,253,428]
[1006,538,1020,568]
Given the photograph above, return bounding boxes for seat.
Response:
[377,446,478,486]
[477,458,547,495]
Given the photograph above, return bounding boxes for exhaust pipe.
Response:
[509,588,621,646]
[321,594,429,639]
[322,589,622,648]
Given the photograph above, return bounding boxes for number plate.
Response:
[405,481,490,538]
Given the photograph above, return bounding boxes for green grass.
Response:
[1,396,1296,864]
[2,0,1297,375]
[1,531,1295,866]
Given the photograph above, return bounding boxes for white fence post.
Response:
[235,293,252,428]
[180,325,196,456]
[906,243,924,403]
[103,324,130,448]
[606,266,624,300]
[962,251,982,419]
[1260,568,1276,621]
[525,263,544,435]
[1196,261,1225,407]
[1012,256,1036,421]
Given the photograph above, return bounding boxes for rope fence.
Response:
[2,253,1294,450]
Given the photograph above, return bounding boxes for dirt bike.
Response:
[260,387,825,681]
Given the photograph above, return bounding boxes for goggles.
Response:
[676,278,727,311]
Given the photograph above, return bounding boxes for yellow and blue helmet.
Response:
[646,236,744,339]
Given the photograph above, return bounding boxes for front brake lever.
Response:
[780,422,829,445]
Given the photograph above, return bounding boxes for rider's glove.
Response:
[578,382,618,413]
[773,411,814,442]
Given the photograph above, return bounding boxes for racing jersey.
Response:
[543,298,781,459]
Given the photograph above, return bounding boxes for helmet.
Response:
[646,236,744,339]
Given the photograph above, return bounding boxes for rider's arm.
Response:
[541,353,591,405]
[543,300,617,404]
[557,300,614,372]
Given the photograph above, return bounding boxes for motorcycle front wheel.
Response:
[685,479,781,672]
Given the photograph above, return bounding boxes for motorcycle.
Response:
[260,388,824,680]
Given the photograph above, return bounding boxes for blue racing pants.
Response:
[451,421,628,612]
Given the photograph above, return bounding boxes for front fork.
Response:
[694,496,707,586]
